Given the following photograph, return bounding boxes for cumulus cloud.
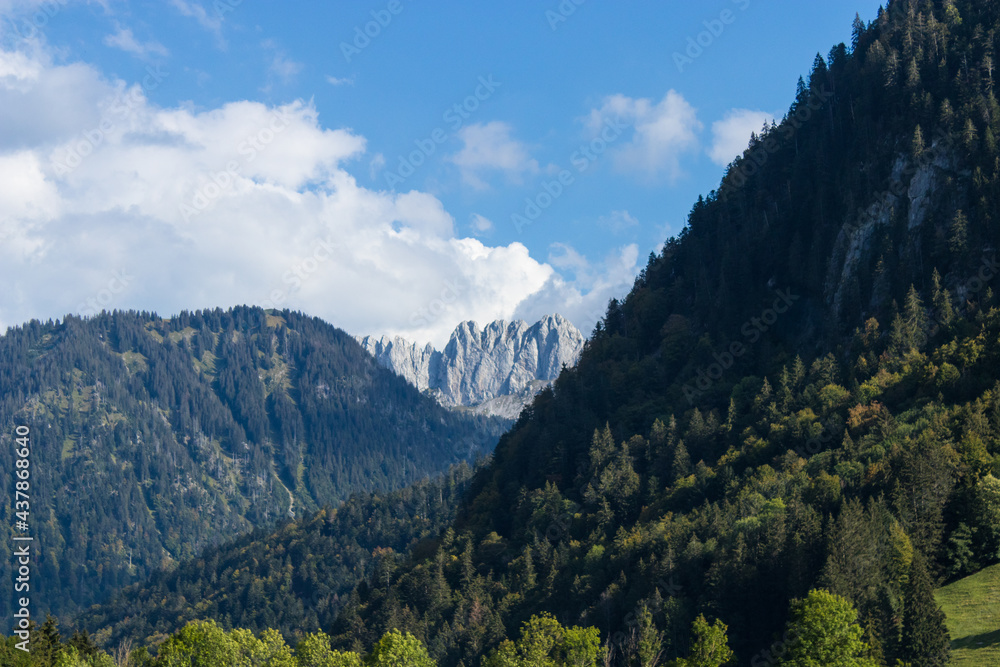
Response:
[708,108,776,166]
[0,49,110,149]
[449,121,539,189]
[512,242,641,337]
[0,47,625,348]
[104,27,170,58]
[586,90,701,181]
[470,214,494,234]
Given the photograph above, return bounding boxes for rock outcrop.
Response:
[358,315,585,418]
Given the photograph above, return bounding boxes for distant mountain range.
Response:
[0,308,507,619]
[357,315,585,418]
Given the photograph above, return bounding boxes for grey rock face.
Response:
[358,315,585,418]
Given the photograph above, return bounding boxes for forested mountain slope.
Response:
[326,1,1000,664]
[7,1,1000,664]
[0,307,506,619]
[73,464,476,650]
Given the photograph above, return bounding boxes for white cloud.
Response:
[259,40,303,91]
[597,210,639,235]
[449,121,539,189]
[708,108,776,166]
[0,47,623,348]
[586,91,701,180]
[512,243,640,337]
[326,75,354,86]
[0,0,94,20]
[104,27,169,58]
[170,0,225,44]
[368,153,385,179]
[0,49,42,80]
[268,52,302,82]
[0,49,110,149]
[470,214,494,234]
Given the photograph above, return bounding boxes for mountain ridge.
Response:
[0,307,507,619]
[357,314,585,418]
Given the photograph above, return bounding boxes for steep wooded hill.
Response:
[327,1,1000,664]
[0,307,506,619]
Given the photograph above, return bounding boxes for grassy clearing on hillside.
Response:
[936,563,1000,666]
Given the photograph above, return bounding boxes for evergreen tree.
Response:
[671,442,692,483]
[37,616,63,666]
[911,125,925,158]
[851,13,865,52]
[904,285,928,348]
[901,553,951,666]
[636,602,664,667]
[948,211,969,259]
[930,270,954,327]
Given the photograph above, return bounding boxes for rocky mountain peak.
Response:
[358,315,585,418]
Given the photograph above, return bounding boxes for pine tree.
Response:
[36,615,62,666]
[948,211,969,258]
[911,125,925,158]
[890,313,909,354]
[636,602,664,667]
[904,285,928,349]
[69,628,98,658]
[589,425,616,473]
[939,99,955,128]
[962,119,979,153]
[945,523,978,579]
[778,367,794,412]
[943,0,961,26]
[931,269,954,328]
[901,552,950,666]
[852,13,865,52]
[671,442,692,483]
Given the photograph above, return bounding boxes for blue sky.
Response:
[0,0,884,345]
